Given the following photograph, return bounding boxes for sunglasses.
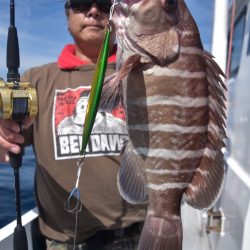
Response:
[67,0,112,14]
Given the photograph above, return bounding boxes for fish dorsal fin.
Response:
[99,54,141,112]
[184,51,227,209]
[118,140,148,204]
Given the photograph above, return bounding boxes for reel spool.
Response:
[0,78,37,121]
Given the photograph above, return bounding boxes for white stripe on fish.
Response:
[128,95,208,107]
[147,210,181,220]
[129,124,207,133]
[134,147,217,160]
[134,147,205,159]
[179,46,203,55]
[189,184,198,192]
[145,168,195,175]
[147,182,189,191]
[204,147,218,159]
[208,123,225,140]
[175,28,196,37]
[196,168,209,176]
[144,66,206,78]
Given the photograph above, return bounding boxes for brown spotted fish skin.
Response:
[102,0,227,249]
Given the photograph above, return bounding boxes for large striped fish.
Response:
[101,0,227,249]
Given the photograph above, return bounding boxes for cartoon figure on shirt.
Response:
[54,87,127,159]
[57,90,126,135]
[57,90,89,135]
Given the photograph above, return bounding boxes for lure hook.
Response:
[64,187,82,213]
[64,157,85,213]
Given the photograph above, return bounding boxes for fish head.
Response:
[113,0,201,66]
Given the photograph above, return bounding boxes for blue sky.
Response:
[0,0,214,78]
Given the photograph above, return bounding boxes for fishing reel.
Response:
[0,78,37,121]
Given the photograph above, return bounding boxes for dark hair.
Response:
[79,90,90,98]
[65,0,112,9]
[65,1,69,9]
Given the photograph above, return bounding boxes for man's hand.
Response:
[0,118,33,163]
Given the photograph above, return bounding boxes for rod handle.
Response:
[9,122,24,169]
[13,225,28,250]
[9,145,23,169]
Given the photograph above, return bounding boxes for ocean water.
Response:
[0,146,36,228]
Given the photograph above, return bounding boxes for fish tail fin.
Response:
[138,215,182,250]
[185,52,227,209]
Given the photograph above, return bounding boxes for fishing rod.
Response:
[0,0,37,249]
[7,1,28,249]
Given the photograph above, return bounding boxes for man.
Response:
[0,0,146,249]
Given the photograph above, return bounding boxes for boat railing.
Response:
[0,207,38,249]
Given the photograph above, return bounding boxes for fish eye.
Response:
[164,0,178,11]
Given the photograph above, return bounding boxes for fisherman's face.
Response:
[66,0,112,47]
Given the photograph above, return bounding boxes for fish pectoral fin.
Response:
[118,54,141,77]
[99,54,141,112]
[99,72,122,112]
[118,141,148,204]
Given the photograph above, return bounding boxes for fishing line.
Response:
[109,0,119,22]
[64,157,84,214]
[226,0,236,79]
[64,1,118,248]
[64,156,84,250]
[24,0,31,35]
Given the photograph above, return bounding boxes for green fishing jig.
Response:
[80,24,111,155]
